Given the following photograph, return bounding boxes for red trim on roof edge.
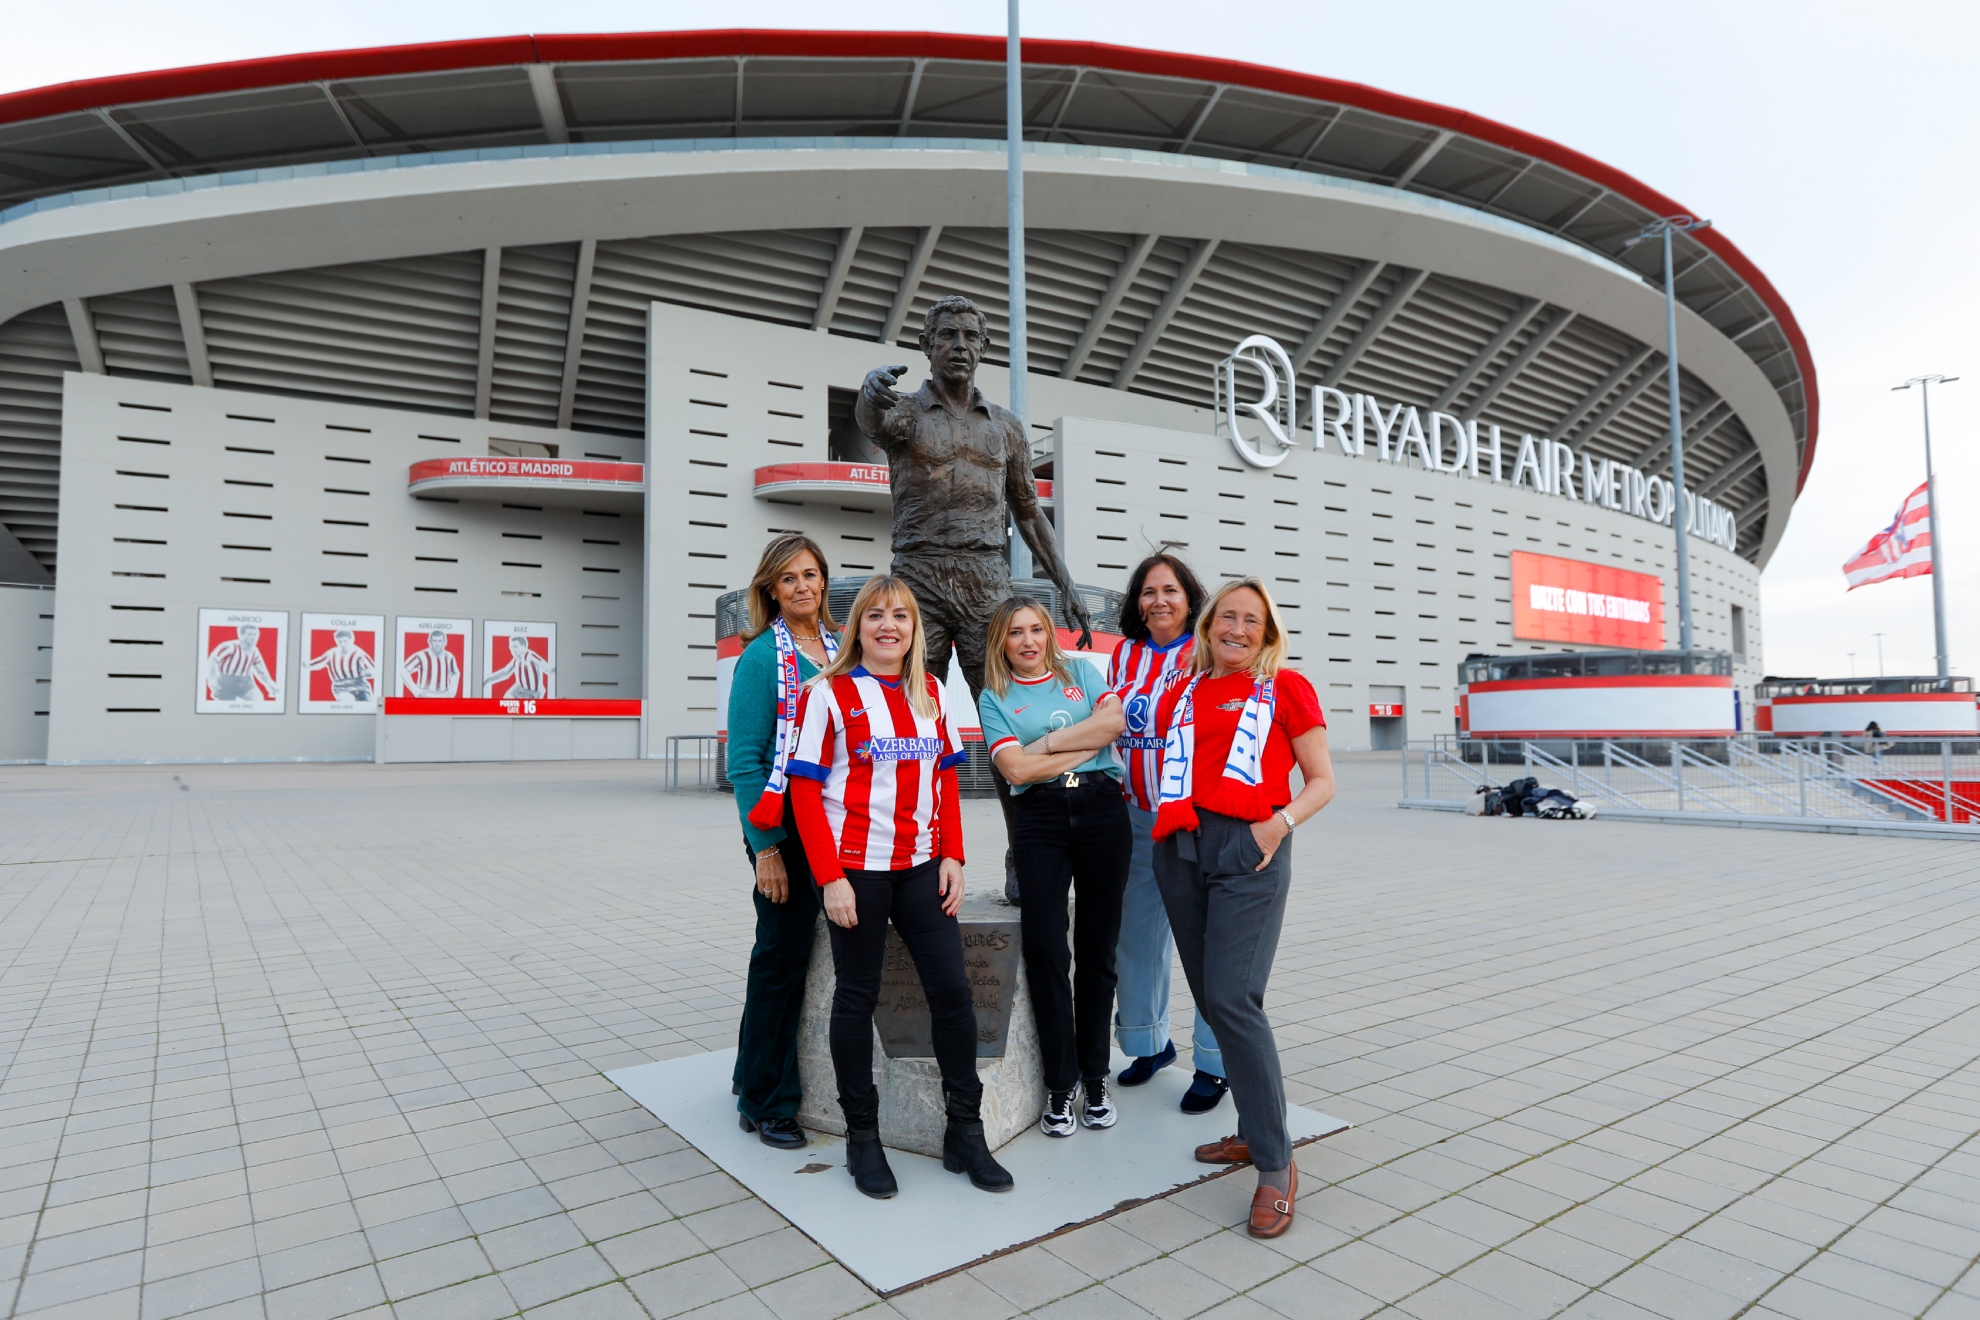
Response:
[0,28,1816,492]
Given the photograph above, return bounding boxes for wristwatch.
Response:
[1278,810,1297,833]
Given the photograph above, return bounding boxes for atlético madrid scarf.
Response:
[746,616,838,830]
[1152,672,1276,840]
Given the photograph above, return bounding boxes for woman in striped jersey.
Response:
[1108,554,1229,1113]
[787,576,1014,1200]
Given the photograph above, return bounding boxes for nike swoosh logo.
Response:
[1013,705,1030,715]
[848,706,869,717]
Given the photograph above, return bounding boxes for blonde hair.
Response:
[742,534,836,643]
[1190,578,1290,677]
[982,596,1073,699]
[812,575,938,720]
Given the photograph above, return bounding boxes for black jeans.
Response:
[826,858,982,1128]
[733,828,820,1122]
[1013,774,1131,1091]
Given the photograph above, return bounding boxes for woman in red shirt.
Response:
[1151,577,1336,1238]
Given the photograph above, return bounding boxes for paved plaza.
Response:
[2,753,1979,1320]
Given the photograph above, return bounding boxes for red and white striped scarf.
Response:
[746,616,838,830]
[1152,671,1275,840]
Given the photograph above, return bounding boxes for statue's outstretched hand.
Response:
[1066,592,1095,652]
[862,364,909,414]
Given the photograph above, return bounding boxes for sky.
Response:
[7,0,1976,680]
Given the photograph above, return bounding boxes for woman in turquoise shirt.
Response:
[727,533,838,1149]
[978,596,1130,1138]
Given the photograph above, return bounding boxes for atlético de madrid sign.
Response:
[1213,335,1740,552]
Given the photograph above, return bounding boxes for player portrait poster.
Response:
[195,608,287,714]
[483,620,556,699]
[394,617,471,699]
[299,613,384,713]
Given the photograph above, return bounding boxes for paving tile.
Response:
[1247,1264,1384,1320]
[1103,1255,1233,1319]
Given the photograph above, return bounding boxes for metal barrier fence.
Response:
[1405,734,1980,828]
[702,735,1005,798]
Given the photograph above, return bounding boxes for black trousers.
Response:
[1013,775,1131,1091]
[733,829,821,1122]
[826,858,982,1128]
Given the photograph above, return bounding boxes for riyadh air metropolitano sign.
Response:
[1212,335,1741,553]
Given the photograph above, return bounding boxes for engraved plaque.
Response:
[872,918,1022,1059]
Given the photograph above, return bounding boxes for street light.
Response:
[1873,632,1885,677]
[1004,0,1033,579]
[1893,374,1958,681]
[1625,215,1712,658]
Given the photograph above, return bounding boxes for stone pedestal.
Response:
[797,894,1043,1156]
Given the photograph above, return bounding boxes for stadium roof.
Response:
[0,30,1816,494]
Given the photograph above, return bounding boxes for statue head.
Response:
[918,294,989,391]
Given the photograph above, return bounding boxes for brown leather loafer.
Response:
[1194,1135,1252,1165]
[1248,1164,1298,1238]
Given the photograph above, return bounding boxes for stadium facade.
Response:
[0,30,1815,763]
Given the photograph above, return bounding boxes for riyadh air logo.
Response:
[859,736,944,762]
[1213,335,1297,469]
[1125,692,1153,731]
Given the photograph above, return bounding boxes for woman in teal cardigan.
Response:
[728,533,840,1148]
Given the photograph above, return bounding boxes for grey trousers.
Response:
[1152,809,1294,1171]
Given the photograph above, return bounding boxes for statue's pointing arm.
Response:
[854,364,913,455]
[1007,422,1094,647]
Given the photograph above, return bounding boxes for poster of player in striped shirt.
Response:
[195,608,287,713]
[483,621,555,700]
[300,613,383,713]
[395,617,470,699]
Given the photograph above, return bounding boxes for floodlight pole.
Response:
[1005,0,1033,578]
[1629,215,1711,658]
[1895,374,1957,680]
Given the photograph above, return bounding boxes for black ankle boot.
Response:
[942,1119,1014,1192]
[844,1128,897,1199]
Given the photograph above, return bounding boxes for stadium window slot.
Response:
[321,582,366,589]
[841,533,874,543]
[691,368,728,378]
[501,561,542,569]
[502,532,542,540]
[1276,525,1298,532]
[118,436,169,446]
[118,401,169,412]
[1277,577,1299,583]
[226,479,273,488]
[107,707,162,713]
[414,556,458,563]
[767,438,803,448]
[1220,545,1246,553]
[116,504,167,512]
[220,577,269,584]
[768,410,803,420]
[1156,456,1184,465]
[583,538,622,546]
[580,681,621,687]
[110,637,163,645]
[414,495,460,504]
[689,520,727,529]
[321,550,367,558]
[769,380,803,390]
[1097,534,1126,542]
[117,470,169,480]
[416,526,458,534]
[1373,536,1394,544]
[324,488,370,497]
[583,510,621,519]
[418,434,460,443]
[500,590,541,598]
[1098,506,1125,514]
[325,424,371,433]
[583,566,622,573]
[1275,498,1298,506]
[1096,478,1126,486]
[111,571,165,579]
[415,586,459,593]
[765,497,801,507]
[582,594,621,601]
[325,456,371,465]
[114,537,165,545]
[1160,513,1187,520]
[1160,485,1188,493]
[689,429,728,438]
[222,543,271,551]
[689,459,728,469]
[691,490,729,499]
[225,446,273,455]
[690,400,729,409]
[839,506,873,515]
[688,583,727,591]
[107,673,161,679]
[324,519,367,527]
[501,504,543,512]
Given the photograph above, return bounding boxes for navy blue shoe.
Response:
[1116,1041,1177,1087]
[1180,1070,1229,1114]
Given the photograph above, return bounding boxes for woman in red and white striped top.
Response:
[787,575,1013,1201]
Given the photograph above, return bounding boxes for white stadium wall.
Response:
[44,374,642,763]
[0,584,54,761]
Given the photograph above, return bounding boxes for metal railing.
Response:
[1404,734,1980,829]
[663,734,722,792]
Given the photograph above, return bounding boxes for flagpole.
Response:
[1896,374,1957,681]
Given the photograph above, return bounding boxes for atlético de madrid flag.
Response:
[1843,481,1933,590]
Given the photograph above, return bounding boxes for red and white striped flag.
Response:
[1843,481,1933,589]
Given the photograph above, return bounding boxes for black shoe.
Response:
[845,1129,898,1199]
[1117,1041,1176,1087]
[943,1119,1015,1192]
[1180,1070,1229,1115]
[738,1113,807,1150]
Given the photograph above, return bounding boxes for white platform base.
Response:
[607,1047,1350,1295]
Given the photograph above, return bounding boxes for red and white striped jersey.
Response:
[208,639,270,680]
[1109,634,1195,811]
[403,648,461,697]
[491,649,552,697]
[788,668,968,872]
[311,646,375,681]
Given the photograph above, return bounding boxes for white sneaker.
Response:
[1042,1088,1077,1137]
[1081,1079,1118,1129]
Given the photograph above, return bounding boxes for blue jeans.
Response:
[1114,804,1223,1077]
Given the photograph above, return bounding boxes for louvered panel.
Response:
[1482,319,1640,439]
[199,253,482,414]
[573,230,837,438]
[0,304,75,574]
[90,287,190,383]
[1335,278,1521,408]
[1073,237,1194,388]
[1018,230,1132,377]
[829,227,917,343]
[490,243,576,428]
[1170,244,1345,377]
